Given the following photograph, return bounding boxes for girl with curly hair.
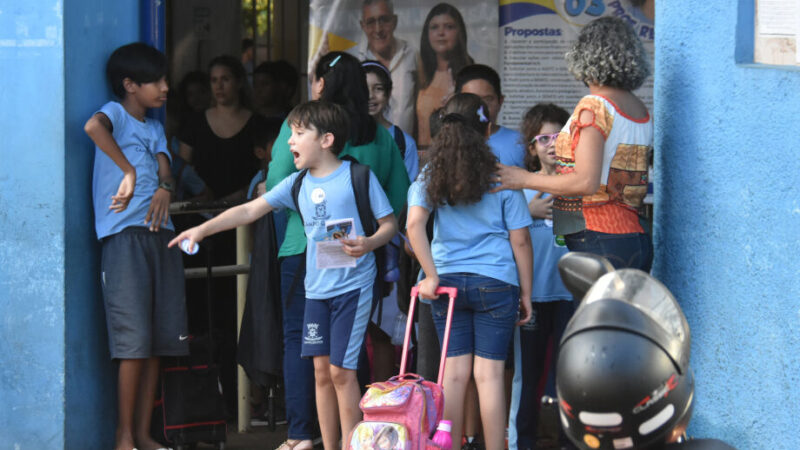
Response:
[407,93,533,450]
[494,16,654,272]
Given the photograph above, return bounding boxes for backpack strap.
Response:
[290,168,309,226]
[340,155,376,236]
[393,126,406,160]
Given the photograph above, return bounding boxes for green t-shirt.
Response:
[266,120,411,258]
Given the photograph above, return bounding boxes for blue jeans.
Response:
[565,230,653,272]
[509,300,575,449]
[430,273,519,360]
[280,254,316,440]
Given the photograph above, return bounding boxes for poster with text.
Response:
[498,0,654,128]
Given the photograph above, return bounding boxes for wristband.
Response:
[158,181,175,193]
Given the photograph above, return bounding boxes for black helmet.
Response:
[556,253,694,450]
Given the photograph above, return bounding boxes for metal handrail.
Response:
[169,199,254,432]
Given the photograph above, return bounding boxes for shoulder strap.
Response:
[393,126,406,160]
[290,169,309,225]
[348,161,376,237]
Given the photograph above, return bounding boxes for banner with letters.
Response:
[309,0,653,131]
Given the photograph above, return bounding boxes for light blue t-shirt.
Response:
[263,161,393,299]
[488,126,526,168]
[92,101,173,240]
[389,125,420,182]
[523,189,572,302]
[408,178,532,286]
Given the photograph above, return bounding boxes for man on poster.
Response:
[351,0,417,133]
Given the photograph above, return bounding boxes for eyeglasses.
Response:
[531,133,559,147]
[363,15,394,28]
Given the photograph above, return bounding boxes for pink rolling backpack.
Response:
[347,287,457,450]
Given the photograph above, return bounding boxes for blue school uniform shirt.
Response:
[488,126,526,168]
[407,177,532,286]
[92,101,173,240]
[263,161,393,299]
[524,189,572,302]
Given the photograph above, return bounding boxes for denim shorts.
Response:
[565,229,653,272]
[429,273,519,361]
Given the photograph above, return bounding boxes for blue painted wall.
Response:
[63,1,139,448]
[0,2,68,447]
[0,1,138,448]
[654,2,800,449]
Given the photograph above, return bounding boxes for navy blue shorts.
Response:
[101,226,189,359]
[430,273,519,361]
[301,284,374,369]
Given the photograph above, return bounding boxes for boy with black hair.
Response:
[84,42,188,450]
[170,100,398,449]
[456,64,527,168]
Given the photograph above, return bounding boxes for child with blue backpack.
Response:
[508,103,575,450]
[169,100,398,450]
[407,93,533,450]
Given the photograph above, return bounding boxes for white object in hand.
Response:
[180,239,199,255]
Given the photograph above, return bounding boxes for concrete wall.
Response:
[653,1,800,448]
[63,2,140,448]
[0,1,138,448]
[0,2,68,447]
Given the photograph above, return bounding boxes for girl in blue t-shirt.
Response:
[508,103,576,449]
[407,93,533,450]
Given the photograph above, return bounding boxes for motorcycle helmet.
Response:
[556,253,694,449]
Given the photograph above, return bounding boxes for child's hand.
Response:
[516,296,533,326]
[340,235,372,258]
[145,188,171,232]
[417,276,440,300]
[110,170,136,212]
[528,192,553,220]
[168,226,205,250]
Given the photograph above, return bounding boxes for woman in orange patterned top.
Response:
[494,16,653,271]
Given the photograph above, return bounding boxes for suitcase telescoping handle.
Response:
[399,286,457,386]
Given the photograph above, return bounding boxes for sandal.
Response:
[276,439,313,450]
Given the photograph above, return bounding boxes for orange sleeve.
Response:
[570,96,614,151]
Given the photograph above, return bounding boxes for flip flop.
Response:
[276,439,313,450]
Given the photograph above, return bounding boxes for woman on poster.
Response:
[415,2,473,148]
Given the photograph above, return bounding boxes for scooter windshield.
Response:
[581,269,690,351]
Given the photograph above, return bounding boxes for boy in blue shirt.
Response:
[84,42,188,450]
[170,100,398,449]
[456,64,527,168]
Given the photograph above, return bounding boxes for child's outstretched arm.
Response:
[340,213,398,258]
[509,227,533,325]
[168,197,274,250]
[84,112,136,212]
[406,205,439,300]
[144,153,173,232]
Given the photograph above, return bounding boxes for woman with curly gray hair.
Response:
[494,16,653,271]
